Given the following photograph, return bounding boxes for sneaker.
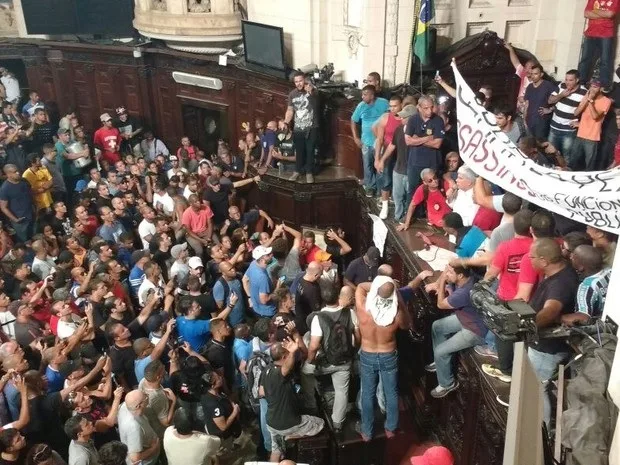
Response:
[289,172,300,181]
[306,173,314,184]
[474,345,499,360]
[496,393,509,407]
[424,362,436,373]
[430,381,459,398]
[379,202,389,220]
[353,421,371,442]
[481,364,512,383]
[364,187,374,198]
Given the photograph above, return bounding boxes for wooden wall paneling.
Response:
[69,62,98,133]
[93,66,120,118]
[153,71,182,150]
[35,64,59,117]
[49,62,72,117]
[118,67,147,126]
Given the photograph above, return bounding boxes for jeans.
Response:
[293,128,317,175]
[547,128,576,163]
[570,137,599,171]
[301,362,351,427]
[359,350,398,438]
[361,144,377,192]
[11,219,33,243]
[259,397,272,452]
[432,314,485,387]
[579,36,615,88]
[392,171,410,222]
[527,117,550,140]
[377,156,394,193]
[406,165,425,200]
[528,347,570,426]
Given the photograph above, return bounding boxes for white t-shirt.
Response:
[1,75,20,103]
[57,314,82,339]
[153,192,174,216]
[183,186,197,200]
[170,261,190,282]
[310,306,359,337]
[448,188,479,227]
[0,310,16,339]
[138,220,156,250]
[138,277,164,307]
[163,426,220,465]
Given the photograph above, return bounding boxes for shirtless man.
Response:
[355,275,410,441]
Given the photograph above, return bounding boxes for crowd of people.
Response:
[0,3,614,465]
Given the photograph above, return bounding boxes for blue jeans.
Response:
[359,350,398,438]
[361,144,377,192]
[11,219,33,243]
[392,171,410,222]
[377,156,394,193]
[528,347,570,426]
[259,397,272,452]
[570,137,599,171]
[432,314,485,387]
[547,129,576,163]
[406,165,424,200]
[579,36,615,88]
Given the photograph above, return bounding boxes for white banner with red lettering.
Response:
[452,61,620,235]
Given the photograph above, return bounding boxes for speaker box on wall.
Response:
[76,0,134,35]
[22,0,78,35]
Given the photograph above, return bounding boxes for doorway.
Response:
[181,104,228,157]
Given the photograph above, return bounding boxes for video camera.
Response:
[470,282,571,342]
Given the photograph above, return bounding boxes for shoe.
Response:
[353,421,371,442]
[384,429,396,439]
[474,345,499,360]
[481,364,512,383]
[430,381,459,398]
[364,187,374,198]
[306,173,314,183]
[379,201,389,220]
[289,172,300,181]
[496,393,509,407]
[424,362,436,373]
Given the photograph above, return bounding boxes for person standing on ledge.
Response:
[285,72,319,184]
[351,85,390,198]
[355,275,410,441]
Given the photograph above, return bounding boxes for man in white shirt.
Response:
[137,262,165,307]
[166,155,187,179]
[152,182,174,217]
[0,69,20,105]
[302,285,359,432]
[140,130,169,162]
[118,390,160,465]
[169,243,190,283]
[448,165,479,227]
[163,408,220,465]
[138,206,157,250]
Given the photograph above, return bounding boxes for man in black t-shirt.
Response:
[28,108,55,154]
[203,319,235,392]
[260,339,324,462]
[527,238,578,426]
[203,176,232,226]
[114,106,143,155]
[343,246,380,289]
[294,262,322,334]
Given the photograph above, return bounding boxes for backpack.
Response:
[245,351,271,413]
[317,309,354,366]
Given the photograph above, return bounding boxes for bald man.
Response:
[294,261,323,334]
[563,244,610,326]
[118,390,160,465]
[527,238,579,426]
[355,276,410,441]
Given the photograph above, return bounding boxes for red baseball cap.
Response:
[410,446,454,465]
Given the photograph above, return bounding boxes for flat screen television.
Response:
[241,20,286,71]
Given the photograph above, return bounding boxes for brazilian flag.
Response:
[414,0,435,66]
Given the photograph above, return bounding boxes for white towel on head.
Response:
[366,275,398,327]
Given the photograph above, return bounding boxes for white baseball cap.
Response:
[252,246,272,260]
[188,256,204,269]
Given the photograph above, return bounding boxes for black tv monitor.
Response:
[241,20,286,71]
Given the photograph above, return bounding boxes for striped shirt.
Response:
[576,268,611,318]
[550,84,587,132]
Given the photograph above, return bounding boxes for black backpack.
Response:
[317,309,354,366]
[245,351,271,413]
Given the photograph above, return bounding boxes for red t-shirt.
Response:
[473,206,502,232]
[300,244,322,267]
[584,0,619,38]
[94,127,122,164]
[177,145,198,160]
[412,186,452,227]
[614,133,620,165]
[492,236,533,301]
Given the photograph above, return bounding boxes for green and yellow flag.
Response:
[414,0,435,66]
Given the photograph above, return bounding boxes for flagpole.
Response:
[405,0,421,84]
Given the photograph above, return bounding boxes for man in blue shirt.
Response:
[404,95,444,198]
[0,164,34,242]
[243,246,278,317]
[213,261,246,326]
[442,212,487,259]
[351,85,389,196]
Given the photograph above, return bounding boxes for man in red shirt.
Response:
[483,210,534,301]
[578,0,619,90]
[299,230,323,267]
[93,113,121,166]
[397,167,451,230]
[181,193,214,256]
